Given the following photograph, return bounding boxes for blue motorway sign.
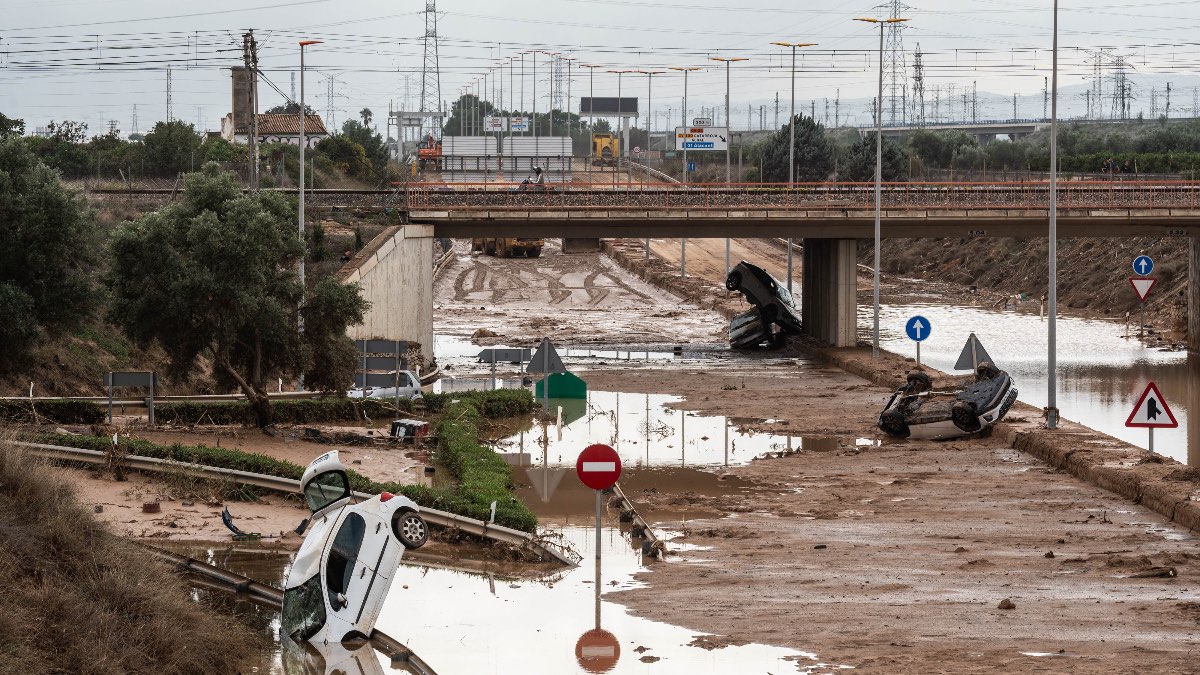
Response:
[1132,255,1154,276]
[687,162,696,172]
[905,315,931,342]
[684,142,714,149]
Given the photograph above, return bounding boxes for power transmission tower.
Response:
[971,81,977,123]
[1012,93,1017,120]
[877,0,911,125]
[1109,55,1132,119]
[911,43,925,127]
[553,57,564,112]
[420,1,442,135]
[774,92,779,129]
[1151,87,1159,118]
[166,65,173,122]
[107,119,119,136]
[291,72,296,102]
[1166,82,1172,118]
[823,98,829,126]
[130,105,139,137]
[835,90,840,127]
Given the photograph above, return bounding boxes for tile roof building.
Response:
[220,66,330,148]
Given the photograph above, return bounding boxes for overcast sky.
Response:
[3,0,1200,136]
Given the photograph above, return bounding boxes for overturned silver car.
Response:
[878,362,1019,440]
[726,261,803,349]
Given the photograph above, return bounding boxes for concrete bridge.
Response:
[401,181,1200,352]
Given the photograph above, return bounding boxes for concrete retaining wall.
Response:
[339,225,435,367]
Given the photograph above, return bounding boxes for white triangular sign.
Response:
[1125,382,1178,428]
[1129,277,1157,302]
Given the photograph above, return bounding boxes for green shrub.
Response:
[433,401,538,533]
[0,399,105,424]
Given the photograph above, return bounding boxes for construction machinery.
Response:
[591,133,619,167]
[471,237,544,258]
[416,134,442,169]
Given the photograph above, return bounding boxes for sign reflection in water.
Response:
[870,303,1196,464]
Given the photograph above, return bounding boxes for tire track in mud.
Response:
[582,270,609,306]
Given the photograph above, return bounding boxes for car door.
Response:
[323,510,391,634]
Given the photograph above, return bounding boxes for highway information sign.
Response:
[675,126,728,151]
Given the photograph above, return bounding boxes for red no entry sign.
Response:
[575,628,620,672]
[576,443,622,490]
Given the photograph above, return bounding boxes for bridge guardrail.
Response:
[404,180,1200,212]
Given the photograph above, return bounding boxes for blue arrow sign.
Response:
[905,315,931,342]
[1133,255,1154,276]
[687,162,696,172]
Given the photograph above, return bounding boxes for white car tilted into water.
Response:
[281,451,429,644]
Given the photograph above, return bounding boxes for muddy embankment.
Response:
[602,237,1200,536]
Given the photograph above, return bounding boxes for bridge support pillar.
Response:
[562,238,601,253]
[1190,236,1200,353]
[801,239,858,347]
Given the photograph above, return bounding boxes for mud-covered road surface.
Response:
[440,236,1200,673]
[434,238,727,347]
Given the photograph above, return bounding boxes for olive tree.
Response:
[0,139,99,367]
[107,162,367,427]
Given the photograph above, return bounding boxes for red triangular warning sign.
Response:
[1129,277,1157,302]
[1125,381,1178,428]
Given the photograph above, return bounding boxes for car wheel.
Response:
[393,510,429,549]
[725,271,742,291]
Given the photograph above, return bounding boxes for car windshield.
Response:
[304,470,350,513]
[776,283,794,307]
[281,574,326,641]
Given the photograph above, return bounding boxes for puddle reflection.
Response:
[492,391,867,468]
[869,303,1195,464]
[374,525,820,674]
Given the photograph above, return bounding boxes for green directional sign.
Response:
[535,372,588,399]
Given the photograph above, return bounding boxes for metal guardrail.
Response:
[143,545,438,674]
[623,160,680,184]
[18,441,577,566]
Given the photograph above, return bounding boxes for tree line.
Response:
[747,116,1200,181]
[1,139,368,427]
[0,108,395,185]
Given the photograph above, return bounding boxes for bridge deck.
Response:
[407,181,1200,238]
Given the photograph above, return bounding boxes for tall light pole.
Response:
[608,70,633,164]
[770,42,817,186]
[709,57,747,184]
[297,39,320,389]
[670,66,702,279]
[582,64,603,168]
[298,40,321,302]
[855,17,907,358]
[771,41,817,294]
[1047,0,1060,428]
[668,67,702,186]
[636,70,664,155]
[710,56,748,275]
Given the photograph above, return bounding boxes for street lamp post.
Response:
[855,17,908,358]
[1047,0,1060,428]
[582,64,603,171]
[670,66,702,280]
[710,56,748,275]
[771,41,817,294]
[668,67,702,186]
[298,39,321,389]
[636,69,664,260]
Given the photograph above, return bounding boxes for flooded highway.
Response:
[867,302,1193,463]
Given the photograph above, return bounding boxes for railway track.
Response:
[143,544,438,674]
